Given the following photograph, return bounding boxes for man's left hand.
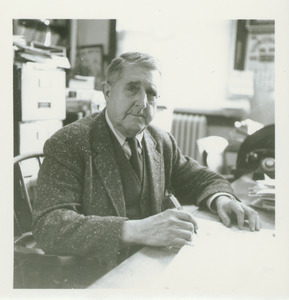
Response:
[215,195,260,231]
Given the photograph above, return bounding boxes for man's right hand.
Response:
[121,209,198,249]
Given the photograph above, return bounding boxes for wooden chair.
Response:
[14,152,80,288]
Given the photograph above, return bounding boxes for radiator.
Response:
[171,113,207,162]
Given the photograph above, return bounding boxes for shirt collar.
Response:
[105,109,143,148]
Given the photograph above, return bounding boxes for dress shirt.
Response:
[105,110,143,160]
[206,192,237,213]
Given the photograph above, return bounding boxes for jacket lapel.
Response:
[90,111,164,217]
[91,111,126,217]
[143,129,164,214]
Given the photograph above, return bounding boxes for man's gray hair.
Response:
[106,52,161,85]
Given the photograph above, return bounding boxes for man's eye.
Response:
[147,92,158,102]
[127,85,139,93]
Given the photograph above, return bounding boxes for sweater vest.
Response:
[109,131,152,219]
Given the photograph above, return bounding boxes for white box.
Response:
[21,62,66,121]
[19,120,62,154]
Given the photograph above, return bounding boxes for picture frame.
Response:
[75,44,104,90]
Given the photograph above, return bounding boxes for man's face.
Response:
[103,65,161,138]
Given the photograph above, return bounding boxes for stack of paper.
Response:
[249,174,275,211]
[13,39,70,69]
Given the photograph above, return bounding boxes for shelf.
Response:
[13,19,70,47]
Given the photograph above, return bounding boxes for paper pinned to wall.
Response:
[228,70,255,97]
[155,218,288,298]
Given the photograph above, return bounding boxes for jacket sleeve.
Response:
[32,131,127,264]
[166,132,235,206]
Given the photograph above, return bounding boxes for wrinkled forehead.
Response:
[109,62,161,85]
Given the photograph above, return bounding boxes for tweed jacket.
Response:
[32,109,234,263]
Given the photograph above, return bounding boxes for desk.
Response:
[89,174,277,291]
[194,172,275,229]
[231,172,275,229]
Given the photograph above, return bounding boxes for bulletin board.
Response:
[75,44,104,90]
[234,20,275,93]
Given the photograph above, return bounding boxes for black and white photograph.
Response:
[2,0,289,299]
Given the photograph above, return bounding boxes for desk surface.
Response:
[89,174,277,292]
[231,173,275,229]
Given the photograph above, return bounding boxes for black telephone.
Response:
[244,148,275,180]
[235,124,275,180]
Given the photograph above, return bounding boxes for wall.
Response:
[249,90,275,125]
[77,20,110,55]
[74,19,275,128]
[116,19,236,113]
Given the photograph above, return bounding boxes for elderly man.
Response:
[32,52,259,273]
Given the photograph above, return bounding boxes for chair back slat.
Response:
[14,152,44,237]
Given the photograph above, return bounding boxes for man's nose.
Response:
[135,90,147,109]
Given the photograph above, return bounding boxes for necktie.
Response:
[126,138,143,180]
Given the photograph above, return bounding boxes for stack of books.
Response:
[13,39,70,69]
[249,174,275,211]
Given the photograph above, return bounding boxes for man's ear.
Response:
[101,81,111,102]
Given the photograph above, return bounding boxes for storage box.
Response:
[21,62,66,121]
[19,120,62,154]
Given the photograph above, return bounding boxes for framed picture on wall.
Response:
[75,44,104,90]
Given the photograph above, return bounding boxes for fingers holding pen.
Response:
[174,209,199,233]
[151,209,198,247]
[166,192,199,233]
[166,209,198,233]
[122,209,199,249]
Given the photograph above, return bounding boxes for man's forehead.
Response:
[121,66,161,84]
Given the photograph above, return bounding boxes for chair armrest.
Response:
[14,232,78,266]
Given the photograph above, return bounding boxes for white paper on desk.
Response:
[156,219,288,298]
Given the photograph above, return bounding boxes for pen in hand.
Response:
[165,190,198,235]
